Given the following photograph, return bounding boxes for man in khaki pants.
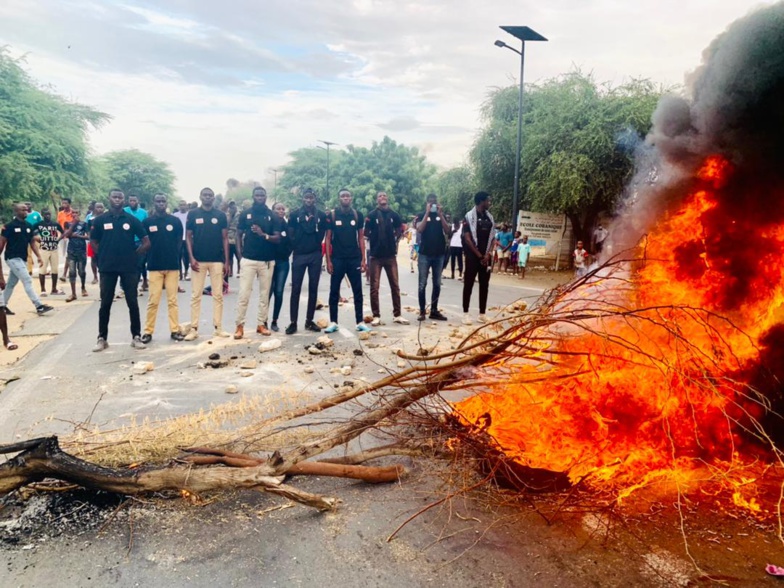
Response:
[141,193,185,343]
[184,188,229,340]
[234,187,284,338]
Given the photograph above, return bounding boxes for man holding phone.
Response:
[414,193,449,321]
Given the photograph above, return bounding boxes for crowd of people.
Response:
[0,186,575,352]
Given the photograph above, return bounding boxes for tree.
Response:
[434,165,477,221]
[471,72,664,240]
[0,48,108,217]
[276,147,343,208]
[225,178,262,209]
[95,150,176,208]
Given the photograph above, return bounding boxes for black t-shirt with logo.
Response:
[66,221,89,257]
[90,211,146,273]
[33,220,64,251]
[238,204,284,262]
[288,207,327,255]
[415,211,447,256]
[364,208,403,258]
[186,208,227,263]
[326,208,364,259]
[1,218,35,261]
[144,213,183,271]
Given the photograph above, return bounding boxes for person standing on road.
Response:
[517,234,531,279]
[141,193,185,344]
[226,200,241,278]
[25,203,42,275]
[62,210,89,302]
[447,219,464,280]
[414,193,449,321]
[172,199,190,281]
[33,209,65,296]
[0,203,54,317]
[233,187,283,339]
[89,189,150,351]
[591,224,608,255]
[461,192,495,325]
[57,197,76,284]
[364,191,408,326]
[87,202,104,285]
[185,188,230,341]
[324,189,370,334]
[267,202,291,332]
[124,195,149,292]
[285,188,327,335]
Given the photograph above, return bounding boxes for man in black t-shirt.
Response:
[63,210,89,302]
[364,191,408,326]
[461,191,496,325]
[89,189,150,351]
[234,186,283,339]
[33,209,65,296]
[0,203,53,316]
[184,187,229,340]
[414,193,449,321]
[324,189,370,334]
[142,193,185,343]
[285,188,327,334]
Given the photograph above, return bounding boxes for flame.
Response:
[454,155,784,511]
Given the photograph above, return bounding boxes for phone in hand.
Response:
[430,204,437,213]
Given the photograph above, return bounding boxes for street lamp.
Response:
[495,25,547,232]
[269,168,279,191]
[317,140,337,199]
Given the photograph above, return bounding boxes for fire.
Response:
[454,155,784,511]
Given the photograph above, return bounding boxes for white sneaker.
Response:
[92,337,108,352]
[324,322,339,334]
[462,314,473,326]
[478,314,488,323]
[183,330,199,341]
[131,336,147,349]
[393,315,410,325]
[370,317,382,326]
[213,330,231,338]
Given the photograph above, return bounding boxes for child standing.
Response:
[574,240,589,277]
[518,235,531,279]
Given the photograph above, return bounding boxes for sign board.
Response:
[517,211,568,257]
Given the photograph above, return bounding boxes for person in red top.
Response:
[57,197,76,283]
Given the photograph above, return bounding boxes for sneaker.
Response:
[214,330,231,338]
[92,337,108,352]
[170,332,185,342]
[429,311,448,321]
[36,304,54,315]
[183,330,199,341]
[356,323,372,333]
[462,314,473,325]
[131,336,147,349]
[305,321,321,333]
[270,321,279,332]
[324,322,339,334]
[140,333,153,344]
[40,292,48,297]
[370,317,382,326]
[285,323,297,335]
[393,315,410,325]
[478,314,488,323]
[417,313,427,321]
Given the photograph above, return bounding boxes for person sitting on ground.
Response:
[33,209,65,296]
[63,210,89,302]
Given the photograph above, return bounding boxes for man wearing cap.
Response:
[89,189,150,351]
[234,186,283,339]
[141,193,185,343]
[364,191,409,326]
[285,188,327,334]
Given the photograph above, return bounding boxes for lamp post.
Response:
[317,140,337,199]
[495,26,547,232]
[269,168,278,191]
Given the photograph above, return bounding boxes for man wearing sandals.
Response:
[0,203,54,317]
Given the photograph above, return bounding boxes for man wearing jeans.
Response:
[184,187,229,340]
[414,193,449,321]
[364,191,409,326]
[89,189,150,351]
[233,187,283,339]
[285,188,327,335]
[0,203,54,317]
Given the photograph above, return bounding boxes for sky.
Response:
[0,0,774,198]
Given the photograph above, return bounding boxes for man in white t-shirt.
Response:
[574,240,590,277]
[592,224,608,254]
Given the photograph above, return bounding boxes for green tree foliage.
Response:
[434,165,477,222]
[0,49,108,217]
[95,149,176,208]
[225,178,262,209]
[471,72,664,240]
[279,136,436,218]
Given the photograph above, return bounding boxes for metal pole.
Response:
[326,144,330,199]
[511,40,525,233]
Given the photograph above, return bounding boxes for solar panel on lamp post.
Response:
[495,26,547,233]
